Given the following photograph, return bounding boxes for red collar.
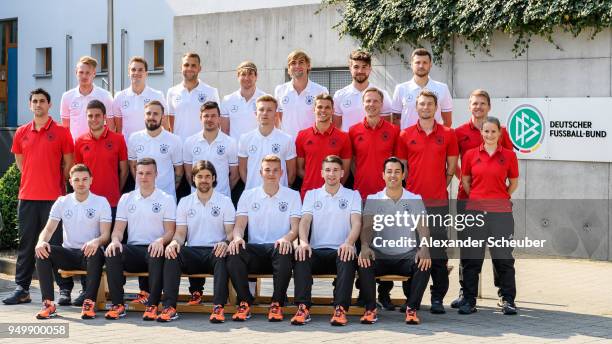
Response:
[87,126,110,140]
[416,120,439,134]
[363,116,384,130]
[312,123,335,136]
[478,143,503,154]
[30,117,53,132]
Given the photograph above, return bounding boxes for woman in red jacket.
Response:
[460,116,519,315]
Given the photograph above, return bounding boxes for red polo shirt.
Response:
[395,121,459,207]
[11,117,74,201]
[296,124,352,199]
[455,119,513,199]
[461,144,519,212]
[349,117,400,199]
[75,126,128,206]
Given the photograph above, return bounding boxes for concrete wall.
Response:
[175,4,612,261]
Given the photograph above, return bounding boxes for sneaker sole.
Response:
[406,320,420,325]
[157,315,179,322]
[268,317,283,322]
[291,317,311,325]
[36,312,57,320]
[105,312,126,320]
[232,314,251,321]
[360,319,378,324]
[143,317,157,321]
[331,321,347,326]
[209,318,225,323]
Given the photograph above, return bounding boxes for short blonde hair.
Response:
[256,95,278,109]
[469,89,491,106]
[237,61,257,76]
[417,89,438,106]
[362,87,384,102]
[287,50,311,66]
[261,154,281,166]
[78,56,98,69]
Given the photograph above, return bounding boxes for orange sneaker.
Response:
[360,308,378,324]
[36,300,57,320]
[232,301,251,321]
[142,305,158,321]
[209,305,225,323]
[405,308,420,325]
[105,304,126,320]
[130,290,149,304]
[330,305,348,326]
[187,291,202,306]
[290,304,311,325]
[157,306,178,322]
[268,302,284,322]
[80,299,96,319]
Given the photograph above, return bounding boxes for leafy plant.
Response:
[0,163,21,249]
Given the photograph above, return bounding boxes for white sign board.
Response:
[452,98,612,162]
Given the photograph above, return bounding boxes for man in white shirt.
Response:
[274,50,328,138]
[220,61,266,142]
[391,48,453,129]
[113,56,167,143]
[227,155,301,322]
[128,100,183,199]
[61,56,114,139]
[103,158,177,321]
[34,164,111,320]
[238,95,296,190]
[359,157,432,325]
[333,50,393,131]
[157,161,235,323]
[291,155,362,326]
[167,52,220,140]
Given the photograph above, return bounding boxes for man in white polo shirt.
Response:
[333,50,393,131]
[104,158,176,321]
[274,50,328,138]
[113,56,167,143]
[184,101,238,197]
[34,164,111,320]
[128,100,183,199]
[227,155,301,322]
[220,61,266,141]
[238,95,296,190]
[359,157,432,325]
[391,48,453,129]
[291,155,362,326]
[157,160,235,323]
[61,56,114,139]
[167,52,220,140]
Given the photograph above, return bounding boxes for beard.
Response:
[197,183,211,193]
[353,74,368,83]
[145,120,162,131]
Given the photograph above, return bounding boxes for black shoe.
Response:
[2,287,31,305]
[451,289,464,309]
[72,290,87,306]
[57,289,72,306]
[430,300,446,314]
[501,301,517,315]
[377,297,395,311]
[458,302,477,314]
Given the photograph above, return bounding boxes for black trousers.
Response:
[105,244,164,306]
[35,246,104,302]
[226,243,293,306]
[360,256,431,311]
[427,205,450,302]
[162,246,228,307]
[15,200,73,291]
[293,248,356,310]
[460,211,516,306]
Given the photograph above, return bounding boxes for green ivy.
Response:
[0,163,21,249]
[322,0,612,62]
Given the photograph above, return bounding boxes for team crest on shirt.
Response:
[271,143,281,154]
[217,145,226,155]
[143,98,151,104]
[435,135,445,145]
[152,202,162,213]
[128,204,137,213]
[187,208,197,218]
[342,99,351,108]
[63,209,73,219]
[174,95,182,105]
[136,145,145,153]
[380,131,390,142]
[314,201,323,210]
[46,132,56,141]
[305,95,315,106]
[121,100,130,109]
[498,156,506,165]
[338,198,349,210]
[231,105,239,113]
[160,144,169,154]
[328,138,338,148]
[211,206,221,217]
[71,101,81,109]
[198,93,207,103]
[249,145,258,154]
[405,94,414,102]
[105,140,114,150]
[278,201,288,212]
[410,139,418,145]
[85,208,96,219]
[305,140,314,146]
[400,202,412,212]
[192,146,202,155]
[282,96,290,105]
[356,135,364,142]
[83,145,91,152]
[251,202,261,211]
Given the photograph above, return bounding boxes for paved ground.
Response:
[0,258,611,343]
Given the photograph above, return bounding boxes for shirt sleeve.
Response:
[74,140,83,163]
[391,86,402,114]
[100,198,112,223]
[112,95,123,118]
[462,150,473,177]
[440,84,453,112]
[289,190,302,218]
[395,131,408,160]
[175,198,188,226]
[340,134,352,159]
[158,92,169,115]
[223,197,236,225]
[295,133,305,159]
[48,197,63,221]
[508,151,519,179]
[127,135,137,160]
[228,138,239,166]
[60,92,70,119]
[237,135,248,158]
[103,93,115,118]
[301,190,314,215]
[166,89,175,115]
[350,190,362,214]
[212,88,220,103]
[220,98,230,118]
[446,129,459,157]
[286,136,297,160]
[333,91,343,115]
[61,128,75,154]
[171,137,183,166]
[381,90,393,115]
[182,139,193,165]
[117,135,128,161]
[11,128,22,154]
[500,127,513,149]
[236,191,249,216]
[115,194,129,221]
[274,86,283,113]
[413,197,427,217]
[163,196,177,222]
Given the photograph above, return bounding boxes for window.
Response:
[285,67,351,95]
[91,43,108,73]
[144,39,164,71]
[34,47,52,76]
